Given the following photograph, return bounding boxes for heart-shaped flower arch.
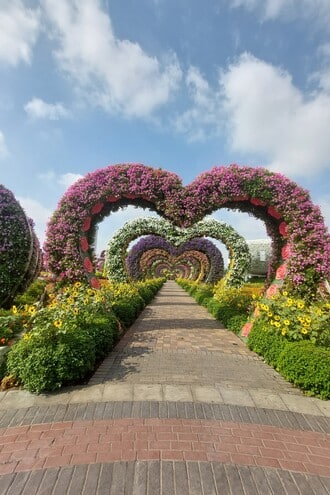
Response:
[126,235,224,283]
[44,163,330,297]
[104,217,250,288]
[138,248,210,281]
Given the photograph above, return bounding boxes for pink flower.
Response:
[275,264,287,280]
[90,277,101,289]
[107,196,120,202]
[250,198,266,206]
[80,236,89,252]
[83,257,94,273]
[267,206,282,220]
[82,216,91,232]
[266,284,280,298]
[281,244,291,260]
[91,202,104,214]
[242,322,253,337]
[279,221,289,237]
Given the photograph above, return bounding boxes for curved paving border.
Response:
[0,417,329,477]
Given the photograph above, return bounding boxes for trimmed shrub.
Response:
[248,323,330,399]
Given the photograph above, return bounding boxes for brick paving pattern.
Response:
[0,281,329,494]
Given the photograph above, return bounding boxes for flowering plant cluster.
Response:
[126,235,224,283]
[44,163,330,297]
[138,247,210,281]
[105,217,249,287]
[0,185,42,307]
[251,292,330,345]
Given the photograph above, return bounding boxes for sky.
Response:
[1,0,330,261]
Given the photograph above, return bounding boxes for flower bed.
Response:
[1,279,164,393]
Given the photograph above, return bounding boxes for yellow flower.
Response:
[305,316,311,323]
[83,298,89,305]
[274,322,280,328]
[63,287,70,293]
[74,281,82,288]
[302,320,310,327]
[11,305,18,314]
[73,308,79,315]
[301,328,308,334]
[274,315,280,321]
[284,320,290,326]
[54,320,63,328]
[48,293,55,299]
[282,291,288,296]
[297,301,305,309]
[28,306,36,315]
[267,312,273,318]
[281,328,287,335]
[68,297,75,305]
[270,320,276,326]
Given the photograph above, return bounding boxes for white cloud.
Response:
[229,0,330,27]
[38,171,83,189]
[17,196,52,246]
[174,66,222,141]
[24,98,70,120]
[0,130,8,158]
[42,0,182,118]
[219,53,330,176]
[57,172,83,188]
[0,0,40,66]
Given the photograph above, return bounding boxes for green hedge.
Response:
[4,278,164,393]
[248,323,330,399]
[6,313,119,393]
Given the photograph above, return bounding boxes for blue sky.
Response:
[1,0,330,258]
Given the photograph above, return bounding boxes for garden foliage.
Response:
[3,278,164,393]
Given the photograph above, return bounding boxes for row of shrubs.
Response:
[248,321,330,399]
[177,279,330,399]
[176,279,258,334]
[1,278,164,394]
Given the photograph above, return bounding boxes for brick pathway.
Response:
[0,281,329,494]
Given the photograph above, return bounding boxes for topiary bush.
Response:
[0,185,42,308]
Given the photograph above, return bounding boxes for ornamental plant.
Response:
[105,217,250,288]
[138,247,210,281]
[0,185,42,307]
[44,163,330,298]
[4,278,164,392]
[252,292,330,346]
[126,235,224,283]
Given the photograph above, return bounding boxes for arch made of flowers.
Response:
[126,235,224,283]
[44,163,330,297]
[138,247,210,281]
[104,217,250,287]
[0,185,42,307]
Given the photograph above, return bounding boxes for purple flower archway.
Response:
[44,163,330,297]
[126,235,224,283]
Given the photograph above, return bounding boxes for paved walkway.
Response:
[0,281,329,493]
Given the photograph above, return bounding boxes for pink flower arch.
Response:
[44,163,330,297]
